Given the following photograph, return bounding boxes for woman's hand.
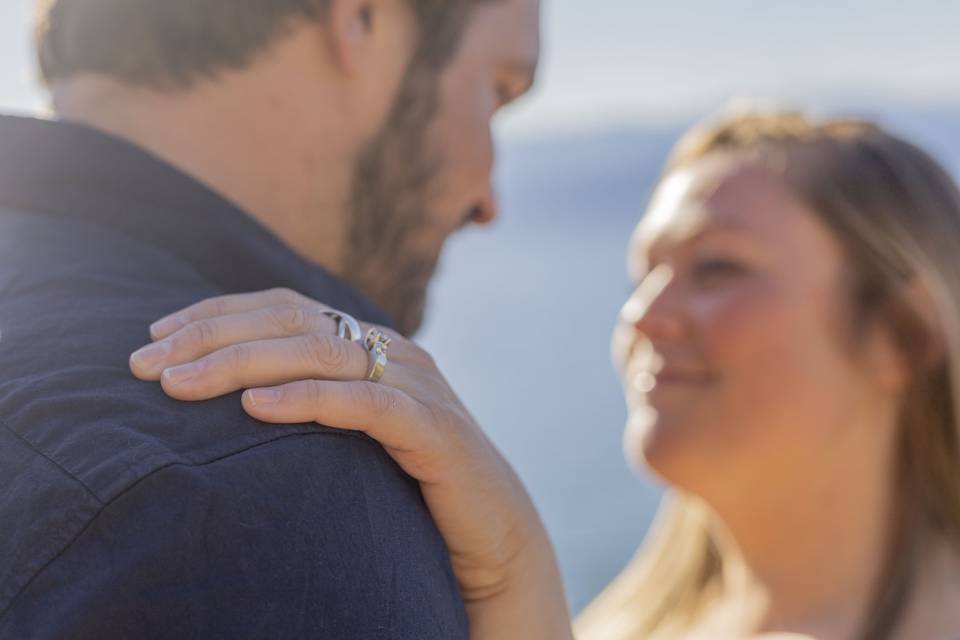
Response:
[129,288,572,639]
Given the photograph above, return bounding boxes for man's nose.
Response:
[467,186,499,226]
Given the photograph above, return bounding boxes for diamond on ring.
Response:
[364,329,390,383]
[364,329,392,352]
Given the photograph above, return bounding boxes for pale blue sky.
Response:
[2,1,958,136]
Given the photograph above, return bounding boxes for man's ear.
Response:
[323,0,377,74]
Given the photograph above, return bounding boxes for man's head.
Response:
[36,0,541,335]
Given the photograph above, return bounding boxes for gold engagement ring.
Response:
[364,329,391,383]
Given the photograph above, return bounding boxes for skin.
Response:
[131,291,573,639]
[338,0,541,334]
[614,156,960,638]
[131,155,960,638]
[52,0,541,335]
[49,0,960,634]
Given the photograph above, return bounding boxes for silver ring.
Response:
[365,329,391,383]
[321,310,363,343]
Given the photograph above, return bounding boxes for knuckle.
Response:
[187,319,219,351]
[169,307,199,330]
[302,332,349,371]
[229,343,254,370]
[212,297,233,317]
[172,309,195,327]
[271,303,311,335]
[306,380,325,407]
[270,287,305,305]
[358,384,397,417]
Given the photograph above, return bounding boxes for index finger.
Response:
[150,288,316,340]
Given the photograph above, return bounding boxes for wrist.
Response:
[464,526,573,640]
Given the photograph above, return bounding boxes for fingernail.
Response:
[247,389,281,406]
[162,362,202,385]
[150,313,186,339]
[130,342,171,371]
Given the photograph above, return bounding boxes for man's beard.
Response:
[341,55,446,337]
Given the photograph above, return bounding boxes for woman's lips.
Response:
[652,368,713,385]
[629,365,713,396]
[623,343,714,393]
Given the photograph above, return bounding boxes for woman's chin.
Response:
[622,406,663,473]
[622,405,696,485]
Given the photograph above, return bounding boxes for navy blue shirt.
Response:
[0,116,468,639]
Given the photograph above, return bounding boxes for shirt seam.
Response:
[0,427,379,622]
[0,418,104,507]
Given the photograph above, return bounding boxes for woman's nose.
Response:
[620,265,684,341]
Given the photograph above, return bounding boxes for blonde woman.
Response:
[130,110,960,639]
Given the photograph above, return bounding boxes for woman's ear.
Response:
[903,275,948,371]
[870,275,946,395]
[865,318,912,396]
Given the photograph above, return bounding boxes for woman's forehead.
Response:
[633,161,763,251]
[629,158,832,270]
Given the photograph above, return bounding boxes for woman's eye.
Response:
[692,258,746,283]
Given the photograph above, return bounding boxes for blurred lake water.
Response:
[418,106,960,612]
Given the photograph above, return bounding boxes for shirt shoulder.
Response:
[0,432,469,639]
[0,204,400,490]
[0,207,466,636]
[0,203,269,494]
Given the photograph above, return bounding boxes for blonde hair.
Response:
[577,109,960,639]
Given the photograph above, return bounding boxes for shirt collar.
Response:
[0,114,393,326]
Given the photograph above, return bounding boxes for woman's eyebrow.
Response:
[688,218,750,239]
[642,220,751,262]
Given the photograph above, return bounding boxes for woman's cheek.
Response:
[691,283,783,361]
[695,281,821,442]
[690,279,806,413]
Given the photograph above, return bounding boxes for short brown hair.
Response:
[34,0,477,90]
